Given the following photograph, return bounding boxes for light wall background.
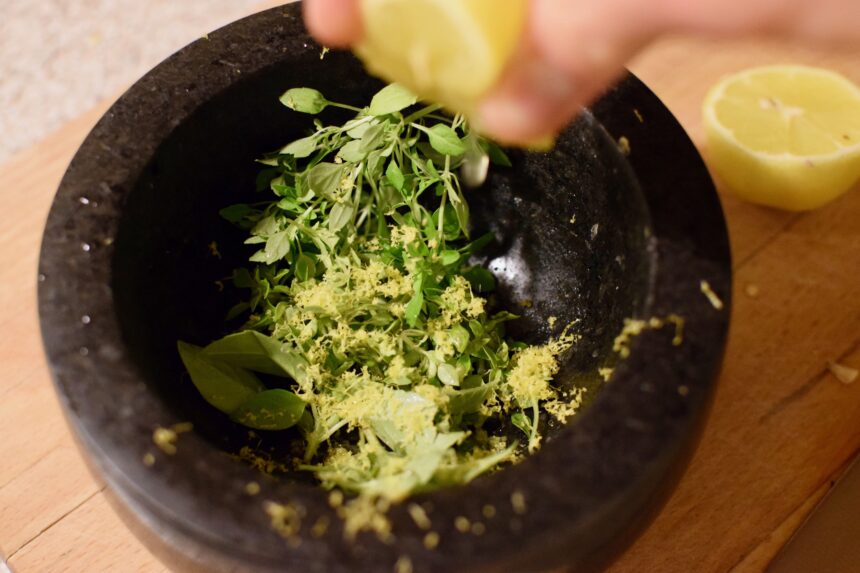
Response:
[0,0,268,163]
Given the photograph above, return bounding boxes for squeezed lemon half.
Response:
[355,0,528,116]
[703,65,860,211]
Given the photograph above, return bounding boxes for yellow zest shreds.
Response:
[335,494,394,542]
[311,516,331,537]
[142,452,156,467]
[233,446,290,475]
[245,481,261,495]
[503,329,580,451]
[745,283,760,298]
[408,503,432,530]
[270,253,574,504]
[152,427,178,455]
[613,315,685,359]
[828,362,858,385]
[547,315,558,328]
[265,501,305,546]
[700,280,724,310]
[423,531,441,549]
[152,422,193,455]
[454,516,471,532]
[543,387,587,424]
[328,490,344,508]
[506,331,578,408]
[185,87,597,545]
[395,556,413,573]
[598,367,614,382]
[510,490,527,514]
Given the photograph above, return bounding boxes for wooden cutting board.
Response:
[1,28,858,573]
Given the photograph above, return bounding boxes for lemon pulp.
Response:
[703,65,860,211]
[356,0,528,116]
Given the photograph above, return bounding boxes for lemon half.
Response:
[356,0,528,116]
[703,65,860,211]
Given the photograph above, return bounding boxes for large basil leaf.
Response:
[177,341,264,413]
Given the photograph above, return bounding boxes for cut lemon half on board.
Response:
[703,65,860,211]
[355,0,528,116]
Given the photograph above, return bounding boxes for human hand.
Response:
[304,0,860,145]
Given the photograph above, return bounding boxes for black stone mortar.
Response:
[38,4,731,572]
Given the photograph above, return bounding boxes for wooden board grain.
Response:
[1,34,858,572]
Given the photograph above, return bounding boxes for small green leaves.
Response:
[219,204,253,225]
[404,290,424,327]
[357,123,387,153]
[440,250,460,266]
[462,266,496,293]
[328,202,354,231]
[386,161,405,192]
[231,389,306,430]
[204,330,308,382]
[422,124,467,156]
[369,84,417,116]
[280,87,329,114]
[294,254,316,282]
[177,342,264,413]
[280,135,317,158]
[179,84,580,504]
[511,412,532,438]
[307,162,345,201]
[481,139,512,167]
[437,363,461,387]
[447,384,493,415]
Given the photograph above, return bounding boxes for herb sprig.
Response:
[178,85,583,503]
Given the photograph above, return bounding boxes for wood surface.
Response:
[1,29,858,573]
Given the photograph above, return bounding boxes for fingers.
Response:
[303,0,363,48]
[478,0,661,145]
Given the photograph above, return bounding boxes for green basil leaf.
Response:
[328,202,353,231]
[449,325,470,353]
[358,123,387,153]
[280,87,329,114]
[263,230,290,263]
[440,250,460,266]
[511,412,532,438]
[480,139,513,167]
[338,139,366,162]
[386,161,405,192]
[368,84,417,116]
[225,303,250,322]
[425,124,466,156]
[307,162,344,201]
[460,232,495,257]
[219,204,252,224]
[462,266,496,294]
[446,183,470,237]
[231,389,306,430]
[404,290,424,327]
[436,363,461,387]
[177,341,264,414]
[294,253,316,282]
[447,384,493,415]
[280,135,317,158]
[405,432,465,483]
[346,118,376,139]
[204,331,308,382]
